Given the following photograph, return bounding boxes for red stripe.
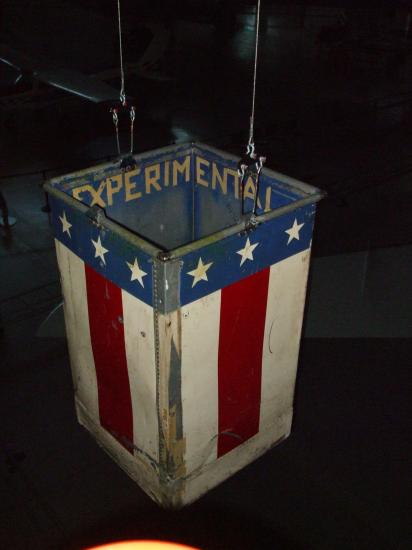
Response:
[85,265,134,453]
[218,268,270,457]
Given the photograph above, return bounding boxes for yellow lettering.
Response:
[173,156,190,186]
[90,180,107,207]
[196,157,209,187]
[125,168,142,201]
[164,160,170,187]
[72,185,89,201]
[72,183,106,208]
[264,186,272,212]
[212,163,227,194]
[106,174,123,206]
[243,176,262,209]
[225,168,240,198]
[145,164,162,193]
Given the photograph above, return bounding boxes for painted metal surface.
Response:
[46,142,322,507]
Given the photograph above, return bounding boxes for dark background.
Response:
[0,1,411,549]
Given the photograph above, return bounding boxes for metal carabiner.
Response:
[256,155,266,175]
[129,106,136,155]
[110,108,121,157]
[111,107,119,127]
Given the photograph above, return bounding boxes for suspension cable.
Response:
[111,0,137,160]
[130,106,135,154]
[249,0,262,151]
[238,0,266,228]
[117,0,126,106]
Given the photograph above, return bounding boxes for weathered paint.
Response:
[217,268,270,457]
[156,309,186,503]
[55,240,99,419]
[122,289,159,463]
[260,249,312,430]
[85,264,134,452]
[47,142,322,508]
[181,291,220,475]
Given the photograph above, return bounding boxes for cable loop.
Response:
[249,0,262,149]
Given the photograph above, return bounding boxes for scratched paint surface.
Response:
[180,250,311,478]
[47,142,321,506]
[49,143,309,252]
[48,143,316,308]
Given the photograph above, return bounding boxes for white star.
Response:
[59,211,72,238]
[187,257,213,288]
[126,258,147,287]
[285,218,305,245]
[236,237,259,267]
[91,235,109,265]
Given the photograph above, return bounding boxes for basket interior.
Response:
[53,143,305,251]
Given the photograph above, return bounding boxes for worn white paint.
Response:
[285,218,305,245]
[76,394,291,508]
[126,258,147,287]
[187,257,214,287]
[56,236,312,508]
[122,289,159,463]
[55,240,99,420]
[181,290,221,475]
[260,249,311,431]
[182,408,292,507]
[91,235,109,265]
[236,237,260,266]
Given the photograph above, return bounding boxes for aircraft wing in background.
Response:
[0,18,171,105]
[0,43,121,103]
[33,68,121,103]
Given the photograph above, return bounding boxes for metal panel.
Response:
[46,142,324,252]
[46,141,323,508]
[67,155,194,250]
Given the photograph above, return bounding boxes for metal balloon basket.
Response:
[45,142,323,507]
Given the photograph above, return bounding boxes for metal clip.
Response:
[256,155,266,174]
[238,142,266,225]
[110,107,121,157]
[111,107,119,127]
[130,105,136,155]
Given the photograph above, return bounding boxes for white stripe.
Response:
[260,248,311,431]
[122,289,159,463]
[181,289,221,475]
[55,240,99,420]
[183,410,292,506]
